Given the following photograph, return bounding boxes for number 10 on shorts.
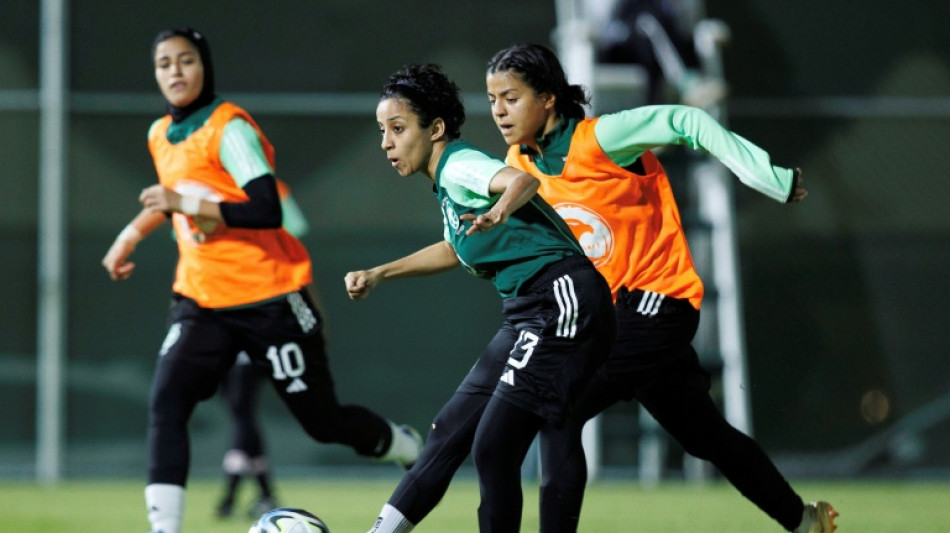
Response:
[265,342,305,380]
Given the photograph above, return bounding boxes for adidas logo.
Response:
[285,378,308,394]
[499,368,514,386]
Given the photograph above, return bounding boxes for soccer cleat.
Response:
[396,424,423,470]
[797,501,838,533]
[379,423,423,471]
[215,498,234,518]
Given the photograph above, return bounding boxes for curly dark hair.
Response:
[487,44,589,120]
[380,64,465,140]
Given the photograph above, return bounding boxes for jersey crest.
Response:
[554,202,614,268]
[441,196,463,236]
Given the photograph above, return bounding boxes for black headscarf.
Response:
[151,27,217,123]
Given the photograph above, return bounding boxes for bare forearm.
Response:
[139,184,225,222]
[128,208,170,238]
[463,168,541,235]
[493,171,540,215]
[102,208,167,282]
[371,241,459,281]
[345,241,459,301]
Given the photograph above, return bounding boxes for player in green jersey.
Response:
[345,63,616,533]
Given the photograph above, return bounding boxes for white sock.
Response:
[793,504,813,533]
[367,503,414,533]
[379,422,420,465]
[145,483,185,533]
[222,448,251,475]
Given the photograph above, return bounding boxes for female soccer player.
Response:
[100,28,421,533]
[346,63,615,533]
[485,43,837,533]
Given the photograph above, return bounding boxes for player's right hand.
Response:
[102,239,137,281]
[344,270,376,301]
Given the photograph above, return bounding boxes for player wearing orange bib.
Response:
[101,28,421,533]
[146,100,310,308]
[509,124,704,307]
[487,44,837,533]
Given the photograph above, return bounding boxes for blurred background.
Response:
[1,0,948,485]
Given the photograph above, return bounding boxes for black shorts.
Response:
[595,287,708,402]
[156,289,333,404]
[491,256,616,426]
[456,324,517,396]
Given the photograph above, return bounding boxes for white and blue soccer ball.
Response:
[248,507,331,533]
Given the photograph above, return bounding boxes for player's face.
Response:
[377,97,434,178]
[154,36,204,108]
[487,70,556,147]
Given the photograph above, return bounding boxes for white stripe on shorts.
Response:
[636,290,665,316]
[553,275,579,338]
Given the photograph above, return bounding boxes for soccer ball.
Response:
[248,507,331,533]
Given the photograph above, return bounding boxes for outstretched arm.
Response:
[596,105,803,203]
[344,240,460,301]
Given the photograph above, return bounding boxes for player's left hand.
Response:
[789,168,807,202]
[139,184,180,213]
[460,209,506,235]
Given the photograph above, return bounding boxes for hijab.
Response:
[151,27,217,123]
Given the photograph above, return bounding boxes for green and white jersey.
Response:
[435,140,582,298]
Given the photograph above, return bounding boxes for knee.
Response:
[471,437,493,470]
[540,451,587,494]
[149,390,191,428]
[540,456,586,492]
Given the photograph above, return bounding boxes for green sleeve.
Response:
[219,118,274,188]
[440,144,507,209]
[279,193,309,237]
[594,105,795,202]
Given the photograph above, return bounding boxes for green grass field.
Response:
[2,476,948,532]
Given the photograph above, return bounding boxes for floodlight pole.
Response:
[37,0,69,483]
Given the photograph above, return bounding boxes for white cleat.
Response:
[380,423,423,471]
[796,501,839,533]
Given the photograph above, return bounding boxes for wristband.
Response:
[117,224,143,244]
[180,195,201,216]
